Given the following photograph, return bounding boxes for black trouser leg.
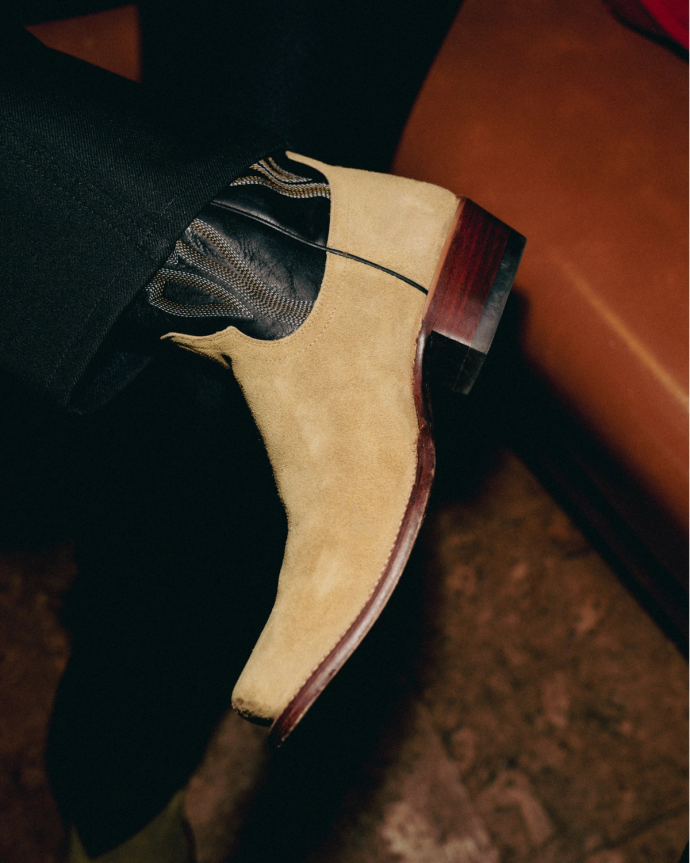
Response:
[46,350,288,854]
[139,0,461,172]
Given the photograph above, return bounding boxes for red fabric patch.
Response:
[639,0,689,47]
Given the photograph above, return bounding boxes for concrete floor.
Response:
[0,450,687,862]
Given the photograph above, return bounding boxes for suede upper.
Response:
[169,155,458,722]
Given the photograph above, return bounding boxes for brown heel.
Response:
[423,199,525,393]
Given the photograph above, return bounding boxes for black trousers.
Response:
[2,2,460,854]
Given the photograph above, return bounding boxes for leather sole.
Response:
[270,199,525,744]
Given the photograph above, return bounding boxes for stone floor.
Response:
[0,450,687,863]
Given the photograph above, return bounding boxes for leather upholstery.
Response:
[394,0,688,540]
[26,5,141,81]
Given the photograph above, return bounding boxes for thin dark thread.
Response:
[0,138,163,257]
[1,123,163,244]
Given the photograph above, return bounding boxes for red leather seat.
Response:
[394,0,688,586]
[26,4,141,82]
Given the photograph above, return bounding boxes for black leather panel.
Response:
[143,151,330,340]
[213,153,331,248]
[197,203,327,340]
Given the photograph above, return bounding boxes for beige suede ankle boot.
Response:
[167,153,524,744]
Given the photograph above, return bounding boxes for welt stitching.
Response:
[288,464,418,703]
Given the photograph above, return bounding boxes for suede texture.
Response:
[168,155,458,722]
[293,152,459,288]
[68,791,192,862]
